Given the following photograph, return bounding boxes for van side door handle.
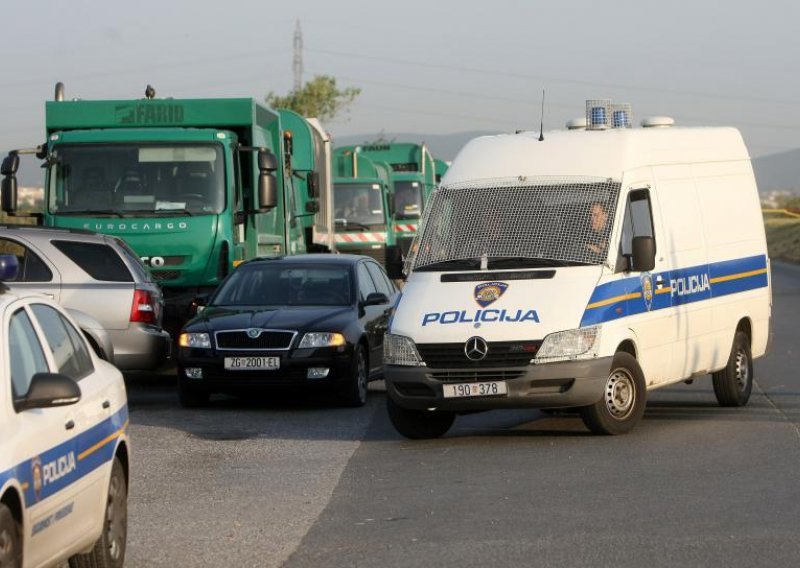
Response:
[102,400,111,409]
[65,420,75,430]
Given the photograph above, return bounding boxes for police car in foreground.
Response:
[0,255,129,567]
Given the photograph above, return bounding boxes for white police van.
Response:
[383,100,771,438]
[0,254,130,567]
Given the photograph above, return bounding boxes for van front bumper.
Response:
[384,356,613,412]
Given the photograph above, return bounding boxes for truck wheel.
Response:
[387,397,455,439]
[0,503,22,568]
[580,352,646,435]
[338,344,368,407]
[69,457,127,568]
[177,373,210,408]
[712,331,753,407]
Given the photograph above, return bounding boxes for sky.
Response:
[2,0,798,180]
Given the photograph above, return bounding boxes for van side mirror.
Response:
[385,245,404,280]
[363,292,389,306]
[630,236,655,272]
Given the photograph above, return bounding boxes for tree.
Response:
[266,75,361,122]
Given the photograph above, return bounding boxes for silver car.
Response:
[0,225,171,370]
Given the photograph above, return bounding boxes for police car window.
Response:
[51,240,133,282]
[8,308,49,398]
[357,263,378,301]
[0,237,53,282]
[31,304,94,380]
[365,262,392,297]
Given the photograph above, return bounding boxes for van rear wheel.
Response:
[712,331,753,407]
[387,397,454,439]
[581,352,646,435]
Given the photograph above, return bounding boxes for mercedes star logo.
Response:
[247,328,262,339]
[464,336,489,361]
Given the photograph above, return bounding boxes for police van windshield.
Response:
[333,183,385,229]
[408,177,621,272]
[48,143,225,216]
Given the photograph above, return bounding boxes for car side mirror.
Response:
[630,236,655,272]
[363,292,389,306]
[15,373,81,412]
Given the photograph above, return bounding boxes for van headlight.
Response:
[534,326,600,363]
[383,333,424,367]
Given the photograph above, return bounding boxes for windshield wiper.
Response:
[56,209,125,218]
[152,208,194,217]
[336,220,372,231]
[415,258,482,272]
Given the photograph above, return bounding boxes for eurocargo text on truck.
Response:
[383,99,771,439]
[1,83,332,326]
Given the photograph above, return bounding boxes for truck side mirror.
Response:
[1,176,18,214]
[257,149,278,210]
[1,154,20,176]
[630,236,655,272]
[305,200,319,214]
[308,171,320,199]
[385,245,405,280]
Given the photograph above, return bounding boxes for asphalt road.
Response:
[124,262,800,567]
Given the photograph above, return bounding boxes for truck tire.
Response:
[338,344,368,407]
[69,457,127,568]
[177,373,210,408]
[0,502,22,568]
[387,397,455,439]
[580,352,646,435]
[712,331,753,407]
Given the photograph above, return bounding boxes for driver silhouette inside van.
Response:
[586,201,610,258]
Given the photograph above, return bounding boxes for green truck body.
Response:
[337,142,437,255]
[331,149,395,264]
[31,96,329,320]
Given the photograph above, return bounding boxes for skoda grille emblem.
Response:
[464,336,489,361]
[247,328,262,339]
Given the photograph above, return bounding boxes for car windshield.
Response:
[48,143,225,216]
[394,180,423,219]
[407,176,621,272]
[213,264,353,307]
[333,183,385,228]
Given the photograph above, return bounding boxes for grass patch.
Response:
[764,213,800,264]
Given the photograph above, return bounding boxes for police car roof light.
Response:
[0,254,19,281]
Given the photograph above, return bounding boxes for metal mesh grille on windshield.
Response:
[406,176,621,272]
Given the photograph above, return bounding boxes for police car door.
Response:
[28,302,115,550]
[618,186,675,385]
[6,299,78,566]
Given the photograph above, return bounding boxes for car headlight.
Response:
[383,333,424,366]
[298,332,346,348]
[534,326,600,362]
[178,332,211,349]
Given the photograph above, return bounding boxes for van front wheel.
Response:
[387,397,454,439]
[712,331,753,407]
[581,352,646,435]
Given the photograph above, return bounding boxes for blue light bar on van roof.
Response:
[0,254,19,281]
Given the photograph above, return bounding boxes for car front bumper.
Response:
[384,356,613,412]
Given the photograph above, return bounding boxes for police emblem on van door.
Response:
[474,282,508,307]
[31,456,43,502]
[641,273,654,312]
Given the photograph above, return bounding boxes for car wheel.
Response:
[712,331,753,407]
[580,352,646,435]
[177,374,210,408]
[387,397,455,439]
[338,344,368,407]
[69,457,127,568]
[0,503,22,568]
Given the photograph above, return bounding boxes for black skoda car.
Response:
[176,254,399,407]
